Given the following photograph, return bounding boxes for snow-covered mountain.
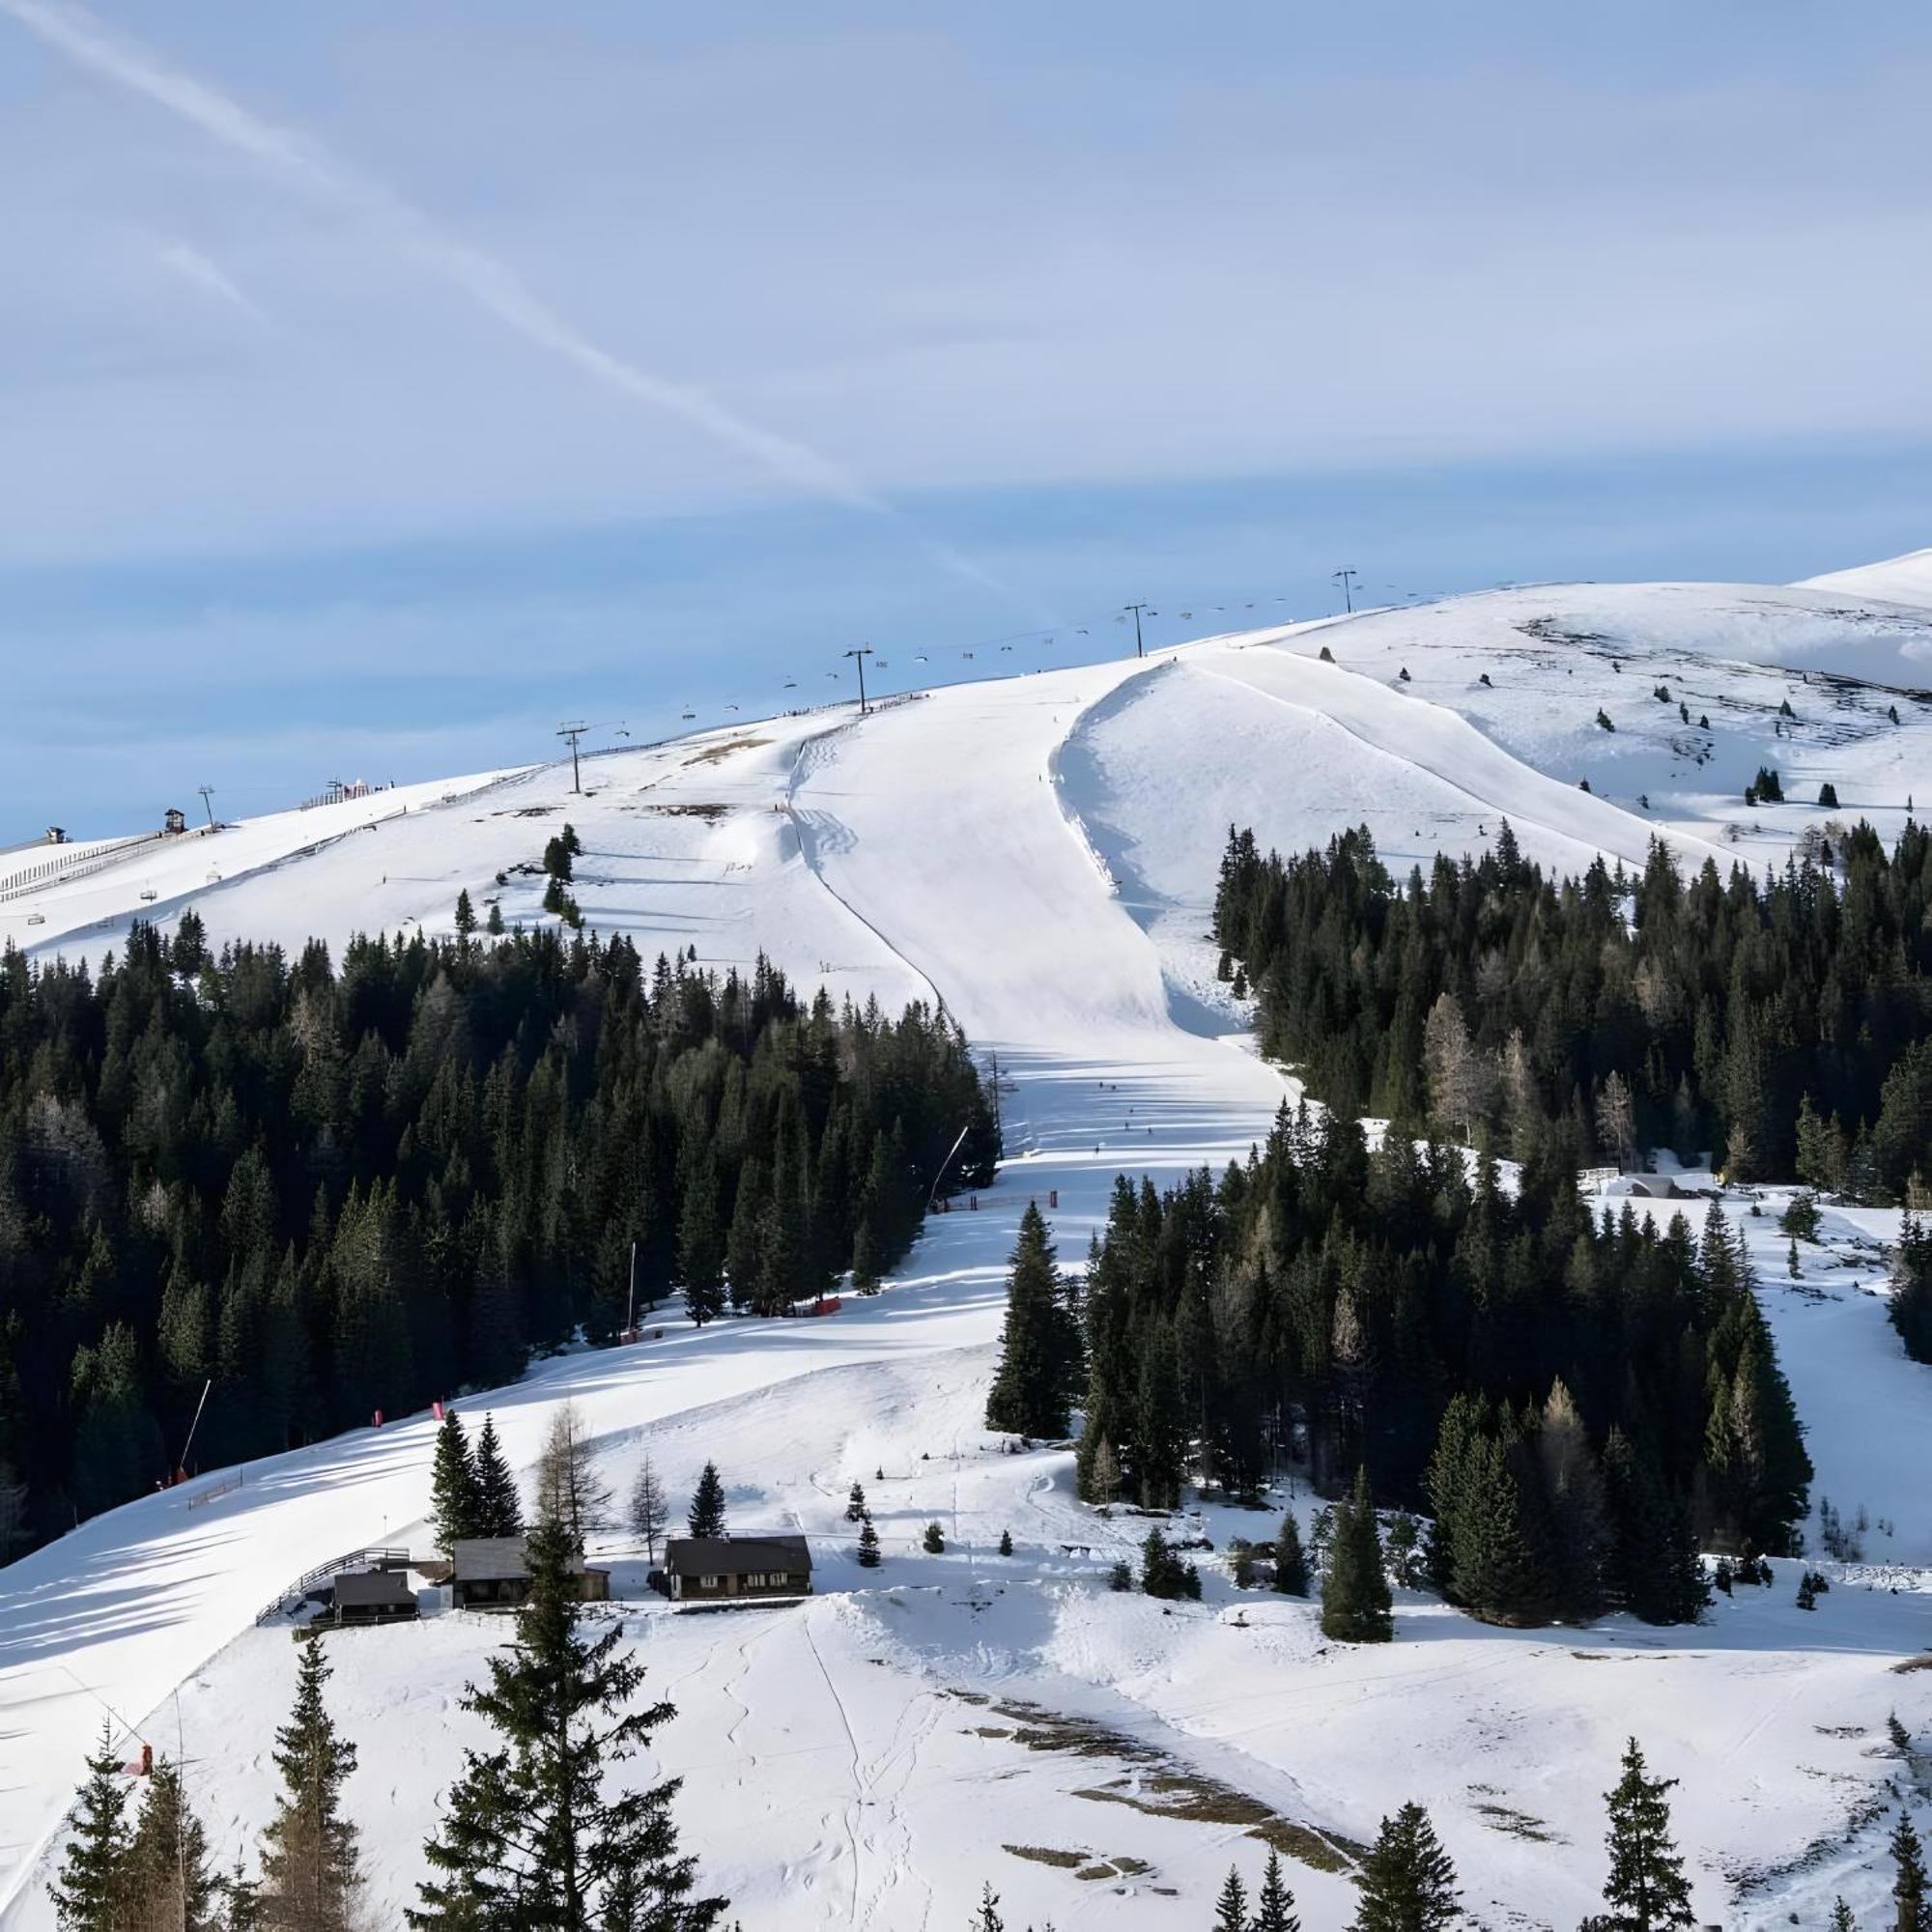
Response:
[3,573,1931,1930]
[1799,543,1932,611]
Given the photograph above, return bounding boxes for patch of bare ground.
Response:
[966,1695,1362,1876]
[684,736,770,766]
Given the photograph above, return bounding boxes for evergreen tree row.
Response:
[54,1635,363,1932]
[1072,1109,1811,1622]
[0,922,997,1552]
[1213,818,1932,1194]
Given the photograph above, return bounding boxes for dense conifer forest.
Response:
[1071,1115,1804,1624]
[0,920,997,1551]
[1042,817,1932,1627]
[1212,818,1932,1194]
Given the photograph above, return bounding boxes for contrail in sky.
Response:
[1,0,1018,605]
[157,240,265,321]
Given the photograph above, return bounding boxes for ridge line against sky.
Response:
[0,0,1021,610]
[3,3,1930,832]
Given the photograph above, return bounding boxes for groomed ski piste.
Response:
[4,560,1932,1928]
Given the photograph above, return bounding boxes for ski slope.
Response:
[3,574,1932,1928]
[10,574,1932,974]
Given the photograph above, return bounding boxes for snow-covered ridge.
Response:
[12,573,1932,973]
[1800,543,1932,611]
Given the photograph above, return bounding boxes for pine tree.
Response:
[1350,1803,1460,1931]
[845,1482,867,1522]
[856,1519,881,1568]
[923,1521,946,1553]
[50,1722,131,1932]
[1829,1899,1853,1932]
[1274,1512,1310,1596]
[1141,1527,1185,1600]
[122,1757,220,1932]
[984,1205,1078,1438]
[1894,1813,1930,1932]
[973,1884,1005,1931]
[471,1415,524,1539]
[1537,1380,1610,1622]
[1212,1864,1249,1932]
[676,1159,726,1327]
[259,1637,363,1932]
[1597,1739,1694,1931]
[687,1462,726,1539]
[454,890,477,937]
[429,1408,481,1557]
[998,1527,1013,1556]
[1321,1466,1393,1643]
[629,1459,669,1566]
[849,1217,882,1295]
[1602,1428,1706,1626]
[1254,1846,1300,1931]
[409,1509,726,1929]
[225,1859,264,1932]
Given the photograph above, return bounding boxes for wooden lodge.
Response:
[660,1534,811,1604]
[328,1567,419,1627]
[450,1536,611,1611]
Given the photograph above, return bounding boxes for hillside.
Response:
[3,576,1932,1929]
[1801,544,1932,611]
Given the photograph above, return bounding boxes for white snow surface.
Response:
[3,580,1932,1928]
[1801,544,1932,611]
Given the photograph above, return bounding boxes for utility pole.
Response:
[843,645,875,716]
[1332,567,1359,614]
[556,722,587,794]
[195,785,216,830]
[1122,602,1151,659]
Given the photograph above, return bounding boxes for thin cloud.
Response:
[156,240,264,320]
[0,0,1017,606]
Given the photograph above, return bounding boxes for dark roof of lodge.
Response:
[334,1569,415,1605]
[452,1536,533,1581]
[665,1535,810,1577]
[452,1536,601,1581]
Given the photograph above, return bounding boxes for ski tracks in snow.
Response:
[799,1602,938,1930]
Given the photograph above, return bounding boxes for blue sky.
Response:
[2,1,1929,833]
